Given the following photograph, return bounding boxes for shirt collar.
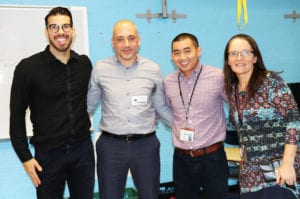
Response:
[179,62,202,81]
[113,54,140,67]
[43,45,80,64]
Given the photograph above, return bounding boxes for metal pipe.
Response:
[162,0,168,18]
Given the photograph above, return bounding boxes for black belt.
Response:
[101,130,155,142]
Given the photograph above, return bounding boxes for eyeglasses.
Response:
[48,24,72,33]
[228,50,254,58]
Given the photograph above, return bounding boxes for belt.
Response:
[175,142,223,157]
[101,130,155,142]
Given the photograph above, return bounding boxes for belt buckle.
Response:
[190,150,195,157]
[126,134,133,142]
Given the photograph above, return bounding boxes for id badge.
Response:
[179,128,194,142]
[132,95,147,106]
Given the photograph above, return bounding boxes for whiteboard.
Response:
[0,5,89,139]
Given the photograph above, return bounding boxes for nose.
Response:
[57,26,64,33]
[124,38,130,46]
[236,53,243,60]
[179,52,186,60]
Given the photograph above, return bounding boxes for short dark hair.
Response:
[171,33,199,51]
[44,7,73,27]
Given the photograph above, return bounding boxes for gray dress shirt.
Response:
[87,56,172,135]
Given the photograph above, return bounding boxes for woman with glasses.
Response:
[223,33,300,199]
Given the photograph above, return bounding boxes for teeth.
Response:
[57,38,66,42]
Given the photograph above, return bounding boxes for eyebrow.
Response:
[172,47,191,52]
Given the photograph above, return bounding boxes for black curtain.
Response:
[288,82,300,110]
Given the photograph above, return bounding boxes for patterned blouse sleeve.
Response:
[271,74,300,144]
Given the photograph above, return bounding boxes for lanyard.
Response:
[234,84,248,125]
[178,65,203,121]
[237,0,248,30]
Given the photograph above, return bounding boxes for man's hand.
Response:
[22,158,43,187]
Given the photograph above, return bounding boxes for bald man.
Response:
[87,20,172,199]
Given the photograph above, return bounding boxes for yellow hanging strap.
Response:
[237,0,248,30]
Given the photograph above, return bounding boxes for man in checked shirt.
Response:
[164,33,229,199]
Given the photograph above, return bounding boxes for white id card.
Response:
[132,95,147,106]
[179,128,194,142]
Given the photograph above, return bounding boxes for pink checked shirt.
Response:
[164,63,227,150]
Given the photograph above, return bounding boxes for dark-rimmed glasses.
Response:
[48,24,72,33]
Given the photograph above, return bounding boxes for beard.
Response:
[49,36,73,52]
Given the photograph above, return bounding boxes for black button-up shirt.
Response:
[10,46,92,162]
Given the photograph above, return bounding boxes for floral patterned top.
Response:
[229,72,300,197]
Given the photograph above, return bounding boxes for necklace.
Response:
[238,83,247,92]
[235,84,248,125]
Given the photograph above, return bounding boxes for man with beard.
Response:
[9,7,95,199]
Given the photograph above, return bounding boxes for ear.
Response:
[44,28,49,41]
[170,53,175,62]
[72,27,76,42]
[111,37,115,48]
[253,56,257,64]
[138,35,141,47]
[197,47,202,57]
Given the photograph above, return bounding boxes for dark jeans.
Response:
[96,133,160,199]
[35,138,95,199]
[173,146,229,199]
[241,186,297,199]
